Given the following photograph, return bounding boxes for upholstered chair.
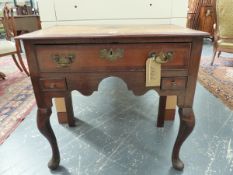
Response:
[211,0,233,65]
[0,5,29,77]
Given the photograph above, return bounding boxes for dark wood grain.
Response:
[187,0,215,38]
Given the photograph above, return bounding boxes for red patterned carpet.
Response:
[198,56,233,110]
[0,55,35,144]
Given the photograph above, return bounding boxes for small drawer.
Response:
[161,77,187,90]
[40,78,67,91]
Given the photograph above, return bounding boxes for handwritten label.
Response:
[146,58,161,87]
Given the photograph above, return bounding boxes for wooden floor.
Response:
[0,40,233,175]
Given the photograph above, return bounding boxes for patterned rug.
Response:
[0,55,35,144]
[198,56,233,110]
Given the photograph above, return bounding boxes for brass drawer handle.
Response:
[206,9,211,16]
[49,83,56,89]
[149,51,173,64]
[171,80,177,86]
[51,54,75,68]
[100,48,124,61]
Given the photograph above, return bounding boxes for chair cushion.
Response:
[217,0,233,38]
[0,40,16,55]
[217,39,233,49]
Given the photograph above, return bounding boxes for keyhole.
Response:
[74,5,78,8]
[149,3,152,7]
[110,50,113,56]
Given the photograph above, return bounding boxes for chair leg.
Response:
[11,54,23,72]
[16,52,30,76]
[0,72,6,79]
[217,51,221,58]
[211,49,217,66]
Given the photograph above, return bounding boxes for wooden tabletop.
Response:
[0,15,39,19]
[14,15,40,18]
[16,24,209,40]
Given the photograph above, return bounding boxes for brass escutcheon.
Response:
[51,54,75,68]
[149,51,173,64]
[100,48,124,61]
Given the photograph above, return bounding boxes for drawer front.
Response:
[40,78,67,91]
[161,77,187,90]
[35,43,191,72]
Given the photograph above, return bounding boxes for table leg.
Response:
[37,108,60,170]
[16,52,30,76]
[172,107,195,170]
[157,96,176,127]
[54,93,75,126]
[157,96,166,127]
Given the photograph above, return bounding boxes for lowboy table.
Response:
[17,25,207,171]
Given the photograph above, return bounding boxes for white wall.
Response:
[38,0,188,28]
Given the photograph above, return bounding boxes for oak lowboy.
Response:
[17,25,207,171]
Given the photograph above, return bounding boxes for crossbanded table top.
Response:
[16,24,208,40]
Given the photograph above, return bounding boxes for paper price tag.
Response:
[146,58,161,87]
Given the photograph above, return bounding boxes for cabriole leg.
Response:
[172,107,195,170]
[37,108,60,170]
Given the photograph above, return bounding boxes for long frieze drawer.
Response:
[40,78,67,91]
[161,77,187,90]
[35,43,191,72]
